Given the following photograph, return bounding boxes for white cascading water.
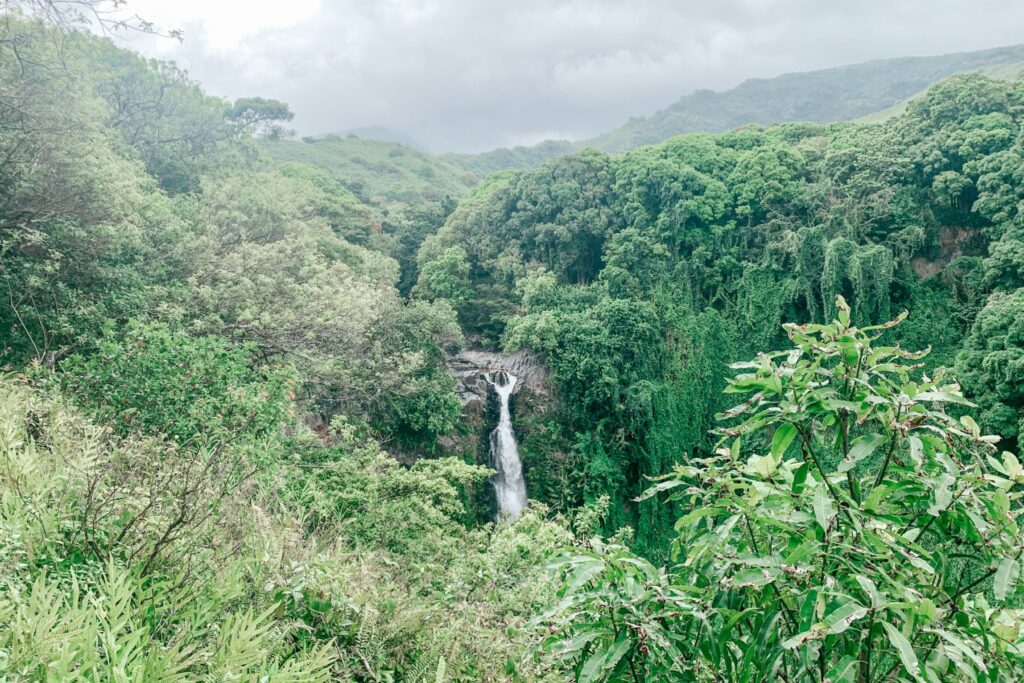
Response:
[487,370,528,520]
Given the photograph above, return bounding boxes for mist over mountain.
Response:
[449,42,1024,174]
[588,41,1024,151]
[123,0,1024,152]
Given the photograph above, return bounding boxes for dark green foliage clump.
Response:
[956,288,1024,446]
[59,322,296,444]
[536,299,1024,681]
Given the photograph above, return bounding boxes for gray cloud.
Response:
[129,0,1024,152]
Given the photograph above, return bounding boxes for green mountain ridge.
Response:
[586,41,1024,151]
[445,42,1024,175]
[280,44,1024,186]
[329,125,428,150]
[856,58,1024,123]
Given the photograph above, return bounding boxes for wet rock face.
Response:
[439,349,552,460]
[446,350,550,418]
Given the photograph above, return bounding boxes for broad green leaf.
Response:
[854,575,880,608]
[882,622,921,680]
[674,507,723,531]
[927,473,954,516]
[730,567,779,587]
[783,536,819,565]
[993,489,1011,518]
[908,435,923,468]
[565,560,605,594]
[746,453,779,479]
[1002,451,1024,483]
[822,600,869,635]
[838,433,884,473]
[994,557,1019,601]
[913,391,973,406]
[936,629,987,673]
[635,478,684,501]
[792,462,809,494]
[836,296,851,326]
[578,641,610,683]
[917,598,937,625]
[551,630,601,656]
[825,655,859,682]
[814,485,835,533]
[959,415,980,438]
[771,422,797,459]
[864,481,894,512]
[824,399,861,412]
[595,633,632,681]
[840,342,859,366]
[782,629,816,649]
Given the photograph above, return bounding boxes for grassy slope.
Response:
[442,139,576,177]
[262,135,476,205]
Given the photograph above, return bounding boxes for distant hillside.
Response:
[330,126,427,150]
[856,59,1024,124]
[263,135,474,205]
[442,139,576,177]
[276,45,1024,185]
[586,43,1024,152]
[448,42,1024,174]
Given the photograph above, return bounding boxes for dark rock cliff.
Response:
[440,350,552,456]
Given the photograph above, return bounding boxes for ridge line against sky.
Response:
[117,0,1024,153]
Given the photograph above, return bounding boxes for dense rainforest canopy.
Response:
[417,72,1024,556]
[0,7,1022,682]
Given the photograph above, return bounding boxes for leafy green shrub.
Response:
[0,564,335,681]
[0,377,335,680]
[59,321,297,445]
[537,297,1024,681]
[955,288,1024,447]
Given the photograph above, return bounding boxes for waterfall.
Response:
[487,370,528,520]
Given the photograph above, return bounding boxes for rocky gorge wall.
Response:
[442,349,557,515]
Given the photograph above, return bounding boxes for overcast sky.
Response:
[118,0,1024,153]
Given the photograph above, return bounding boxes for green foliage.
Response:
[184,166,463,447]
[59,321,296,444]
[228,96,295,139]
[420,74,1024,550]
[821,238,895,323]
[0,373,574,681]
[538,298,1024,681]
[955,288,1024,446]
[415,246,474,308]
[445,139,577,177]
[0,566,335,682]
[5,9,1024,680]
[262,135,474,205]
[532,539,695,682]
[87,37,252,194]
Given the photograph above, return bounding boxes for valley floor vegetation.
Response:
[0,4,1023,682]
